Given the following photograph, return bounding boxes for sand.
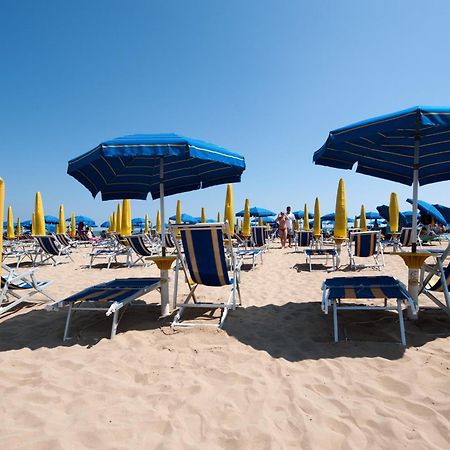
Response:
[0,240,449,449]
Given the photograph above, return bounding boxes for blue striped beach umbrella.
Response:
[314,106,450,252]
[236,207,275,217]
[169,213,199,224]
[44,215,59,224]
[293,211,314,220]
[406,199,447,225]
[65,215,97,227]
[67,133,245,317]
[100,221,110,228]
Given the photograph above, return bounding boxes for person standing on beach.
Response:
[285,206,296,248]
[277,211,288,248]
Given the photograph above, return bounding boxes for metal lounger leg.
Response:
[333,300,339,342]
[111,310,119,339]
[397,299,406,346]
[63,304,73,341]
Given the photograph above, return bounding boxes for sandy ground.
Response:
[0,239,449,449]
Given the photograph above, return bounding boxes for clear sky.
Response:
[1,0,449,224]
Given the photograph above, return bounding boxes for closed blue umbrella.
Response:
[406,199,447,225]
[314,106,450,251]
[236,207,275,217]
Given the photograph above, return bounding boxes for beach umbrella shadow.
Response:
[223,301,450,362]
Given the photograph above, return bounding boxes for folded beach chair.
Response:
[419,243,450,315]
[1,264,54,315]
[123,234,159,267]
[47,277,161,340]
[294,230,312,252]
[321,276,416,345]
[34,235,73,265]
[171,222,241,329]
[348,231,384,270]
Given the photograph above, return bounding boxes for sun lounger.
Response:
[294,230,312,252]
[55,233,78,248]
[47,277,161,340]
[304,248,337,271]
[171,222,241,329]
[1,264,54,315]
[321,276,416,345]
[348,231,384,270]
[123,234,159,267]
[34,235,73,265]
[233,226,267,269]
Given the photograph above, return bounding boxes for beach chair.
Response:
[55,233,78,248]
[383,227,422,250]
[88,240,130,268]
[1,264,54,315]
[294,230,312,251]
[123,234,159,267]
[171,222,241,329]
[251,226,269,252]
[304,248,337,271]
[34,235,73,265]
[321,276,416,345]
[348,231,384,270]
[234,226,267,269]
[419,244,450,315]
[46,277,161,340]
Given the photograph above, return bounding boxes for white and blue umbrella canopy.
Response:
[100,221,110,228]
[235,207,275,217]
[406,199,447,225]
[67,133,246,201]
[44,215,59,224]
[313,106,450,250]
[65,215,97,227]
[433,204,450,223]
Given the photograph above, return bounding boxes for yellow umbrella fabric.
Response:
[31,213,35,235]
[59,204,66,234]
[16,216,21,236]
[144,214,149,234]
[111,212,116,232]
[121,199,132,235]
[201,208,206,223]
[176,200,182,224]
[217,211,221,222]
[242,199,251,236]
[360,204,367,231]
[7,206,14,239]
[389,192,399,233]
[34,192,45,235]
[115,203,122,233]
[70,212,76,238]
[224,184,234,235]
[313,198,321,237]
[258,217,263,226]
[303,204,310,231]
[156,210,161,234]
[354,216,359,228]
[0,179,4,267]
[334,178,347,240]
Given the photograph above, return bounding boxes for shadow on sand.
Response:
[223,301,450,361]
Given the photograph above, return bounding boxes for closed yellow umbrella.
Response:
[176,200,182,224]
[70,212,76,238]
[31,213,36,236]
[389,192,399,234]
[354,216,359,229]
[7,206,14,239]
[360,204,367,231]
[242,199,251,236]
[156,210,161,234]
[334,178,347,241]
[115,203,122,233]
[313,197,321,238]
[258,217,263,226]
[34,192,45,235]
[224,184,234,235]
[121,199,132,235]
[0,179,4,267]
[16,216,21,236]
[111,212,116,232]
[303,203,310,231]
[144,214,149,234]
[201,207,206,223]
[217,211,221,222]
[58,204,66,234]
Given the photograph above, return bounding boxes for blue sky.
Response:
[1,1,449,224]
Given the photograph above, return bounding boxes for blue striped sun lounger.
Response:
[321,276,416,345]
[47,277,161,340]
[348,231,384,270]
[304,248,337,271]
[34,235,73,265]
[171,222,241,329]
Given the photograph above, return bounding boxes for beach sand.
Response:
[0,241,449,449]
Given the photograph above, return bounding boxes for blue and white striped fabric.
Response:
[67,134,246,201]
[313,106,450,186]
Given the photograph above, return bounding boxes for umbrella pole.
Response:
[159,157,170,317]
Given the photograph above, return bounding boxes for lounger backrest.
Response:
[351,231,378,257]
[298,231,312,247]
[400,227,413,246]
[56,234,70,247]
[162,233,175,248]
[35,235,60,255]
[251,226,266,247]
[430,263,450,292]
[179,224,231,287]
[126,235,153,256]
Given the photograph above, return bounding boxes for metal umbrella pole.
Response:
[159,157,170,317]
